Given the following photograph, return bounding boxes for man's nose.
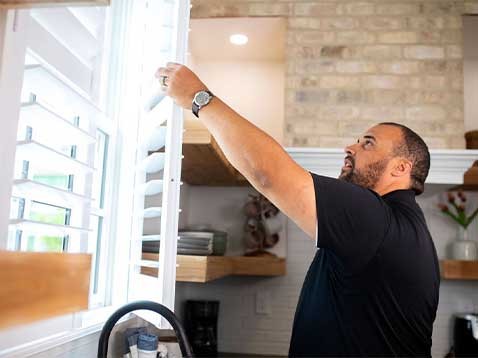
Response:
[345,144,356,156]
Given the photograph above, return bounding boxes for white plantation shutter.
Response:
[126,0,189,323]
[7,5,112,305]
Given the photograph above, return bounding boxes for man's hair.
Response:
[379,122,430,195]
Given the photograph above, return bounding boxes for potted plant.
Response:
[438,191,478,260]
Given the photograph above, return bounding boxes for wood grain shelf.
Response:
[182,118,249,186]
[449,185,478,192]
[440,260,478,280]
[141,253,286,283]
[0,250,91,329]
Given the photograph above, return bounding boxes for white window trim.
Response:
[0,311,105,358]
[0,9,28,247]
[100,0,136,309]
[0,306,138,358]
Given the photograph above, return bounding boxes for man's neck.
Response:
[374,181,411,197]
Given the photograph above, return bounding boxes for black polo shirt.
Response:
[289,173,440,357]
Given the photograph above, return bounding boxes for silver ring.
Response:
[160,75,168,87]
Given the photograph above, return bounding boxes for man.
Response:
[157,63,440,357]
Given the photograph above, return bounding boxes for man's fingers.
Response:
[166,62,181,69]
[155,67,172,78]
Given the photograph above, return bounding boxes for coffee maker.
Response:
[184,300,219,357]
[454,313,478,357]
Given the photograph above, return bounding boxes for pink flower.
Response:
[447,192,456,204]
[437,203,449,212]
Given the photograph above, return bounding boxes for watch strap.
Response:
[192,101,200,118]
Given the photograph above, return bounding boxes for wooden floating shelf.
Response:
[141,253,286,283]
[0,250,91,329]
[182,118,249,186]
[440,260,478,280]
[449,185,478,192]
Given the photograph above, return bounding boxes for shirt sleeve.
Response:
[311,172,391,269]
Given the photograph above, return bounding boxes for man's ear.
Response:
[391,158,412,178]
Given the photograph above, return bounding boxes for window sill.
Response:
[0,305,124,357]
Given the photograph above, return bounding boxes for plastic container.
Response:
[137,334,158,358]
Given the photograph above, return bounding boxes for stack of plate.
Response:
[178,231,213,256]
[142,231,214,256]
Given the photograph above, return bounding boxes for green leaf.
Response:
[444,211,465,226]
[465,208,478,228]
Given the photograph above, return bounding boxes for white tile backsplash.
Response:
[176,186,478,357]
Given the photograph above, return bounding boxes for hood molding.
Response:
[286,148,478,185]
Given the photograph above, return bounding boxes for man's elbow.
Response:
[251,166,274,192]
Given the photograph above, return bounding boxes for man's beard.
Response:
[339,157,389,190]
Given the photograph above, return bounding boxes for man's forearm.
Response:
[198,96,286,191]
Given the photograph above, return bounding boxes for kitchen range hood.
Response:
[287,148,478,186]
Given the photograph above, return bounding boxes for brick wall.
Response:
[191,0,478,148]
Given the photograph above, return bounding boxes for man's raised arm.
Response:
[157,63,316,239]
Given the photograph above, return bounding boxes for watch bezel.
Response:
[193,90,212,107]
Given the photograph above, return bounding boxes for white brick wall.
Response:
[190,0,478,149]
[176,187,478,357]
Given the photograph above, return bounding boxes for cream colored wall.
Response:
[188,59,285,145]
[464,16,478,132]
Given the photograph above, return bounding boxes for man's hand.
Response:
[155,62,208,109]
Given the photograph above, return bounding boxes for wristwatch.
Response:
[192,90,214,118]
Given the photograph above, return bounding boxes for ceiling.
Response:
[188,17,286,62]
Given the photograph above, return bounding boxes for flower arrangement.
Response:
[438,191,478,229]
[243,194,281,256]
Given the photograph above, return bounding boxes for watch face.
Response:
[194,91,211,106]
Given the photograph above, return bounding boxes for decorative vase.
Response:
[450,226,478,260]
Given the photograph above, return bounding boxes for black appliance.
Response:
[184,300,219,357]
[454,313,478,357]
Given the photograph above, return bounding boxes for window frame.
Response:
[0,4,124,353]
[0,0,190,353]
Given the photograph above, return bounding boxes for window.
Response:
[7,6,112,306]
[0,0,189,353]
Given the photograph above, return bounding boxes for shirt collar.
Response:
[381,189,416,202]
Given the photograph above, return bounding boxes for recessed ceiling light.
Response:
[230,34,248,46]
